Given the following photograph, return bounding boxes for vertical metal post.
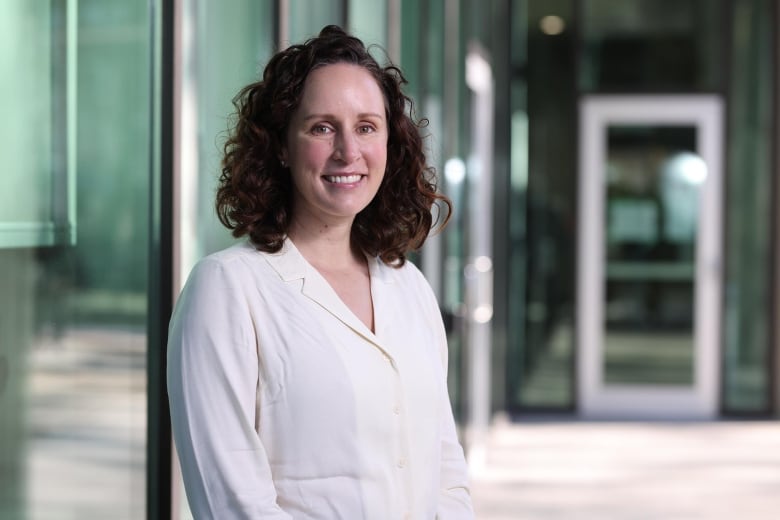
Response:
[277,0,289,49]
[771,0,780,417]
[386,0,401,64]
[443,0,460,158]
[464,44,494,474]
[147,0,175,517]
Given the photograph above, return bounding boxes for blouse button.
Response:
[397,457,406,468]
[393,405,401,415]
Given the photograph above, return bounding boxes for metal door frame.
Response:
[577,94,724,419]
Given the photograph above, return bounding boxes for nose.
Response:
[333,132,360,163]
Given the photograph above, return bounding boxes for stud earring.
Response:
[280,159,287,167]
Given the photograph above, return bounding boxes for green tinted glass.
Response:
[580,0,724,92]
[0,0,150,517]
[603,126,699,386]
[723,0,774,413]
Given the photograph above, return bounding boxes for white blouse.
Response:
[167,239,474,519]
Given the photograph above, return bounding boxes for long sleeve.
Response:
[436,379,475,518]
[167,258,292,519]
[424,282,475,519]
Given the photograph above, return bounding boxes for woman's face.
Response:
[283,63,388,230]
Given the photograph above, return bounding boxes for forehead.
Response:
[297,63,386,113]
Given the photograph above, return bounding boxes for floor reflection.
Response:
[471,418,780,520]
[27,327,146,519]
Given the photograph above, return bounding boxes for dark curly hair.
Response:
[216,25,450,266]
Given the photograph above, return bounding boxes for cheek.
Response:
[365,141,388,167]
[296,141,332,168]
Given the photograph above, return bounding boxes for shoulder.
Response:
[377,256,429,287]
[186,241,268,285]
[170,241,273,338]
[376,257,440,308]
[176,243,266,308]
[196,240,259,270]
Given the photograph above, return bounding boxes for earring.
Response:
[280,159,287,167]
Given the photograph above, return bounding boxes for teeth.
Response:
[325,175,362,184]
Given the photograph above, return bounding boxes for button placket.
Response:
[384,347,412,514]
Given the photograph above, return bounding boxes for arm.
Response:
[167,258,292,519]
[437,404,475,518]
[436,339,476,519]
[423,283,475,518]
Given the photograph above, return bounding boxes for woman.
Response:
[167,26,474,519]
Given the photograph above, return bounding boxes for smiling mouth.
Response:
[323,174,364,184]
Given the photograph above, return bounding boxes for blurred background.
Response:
[1,0,778,518]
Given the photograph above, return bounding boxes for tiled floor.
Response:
[470,418,780,520]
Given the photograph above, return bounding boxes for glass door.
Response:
[577,95,723,419]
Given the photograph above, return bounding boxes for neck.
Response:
[287,217,363,272]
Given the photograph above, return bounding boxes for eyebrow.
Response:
[301,112,385,122]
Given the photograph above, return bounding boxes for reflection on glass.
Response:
[580,0,724,91]
[288,0,344,43]
[348,0,387,50]
[0,1,149,518]
[603,125,701,386]
[722,0,773,413]
[511,0,577,409]
[190,0,274,262]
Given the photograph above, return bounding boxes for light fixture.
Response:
[444,157,467,185]
[539,15,565,36]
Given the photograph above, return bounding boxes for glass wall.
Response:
[722,0,774,413]
[348,0,387,50]
[507,0,775,414]
[0,0,151,518]
[506,0,530,411]
[287,0,344,44]
[578,0,774,414]
[178,0,274,279]
[579,0,724,92]
[398,0,468,418]
[506,0,577,410]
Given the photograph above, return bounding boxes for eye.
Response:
[310,124,333,135]
[357,124,376,134]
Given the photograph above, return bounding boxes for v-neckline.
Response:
[264,238,387,343]
[311,256,375,334]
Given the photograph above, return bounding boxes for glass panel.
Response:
[506,85,530,404]
[603,125,699,386]
[192,0,274,260]
[0,0,74,248]
[399,0,468,421]
[506,0,529,409]
[514,0,576,408]
[580,0,724,92]
[412,0,470,419]
[723,0,773,412]
[0,1,150,518]
[288,0,344,43]
[348,0,387,51]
